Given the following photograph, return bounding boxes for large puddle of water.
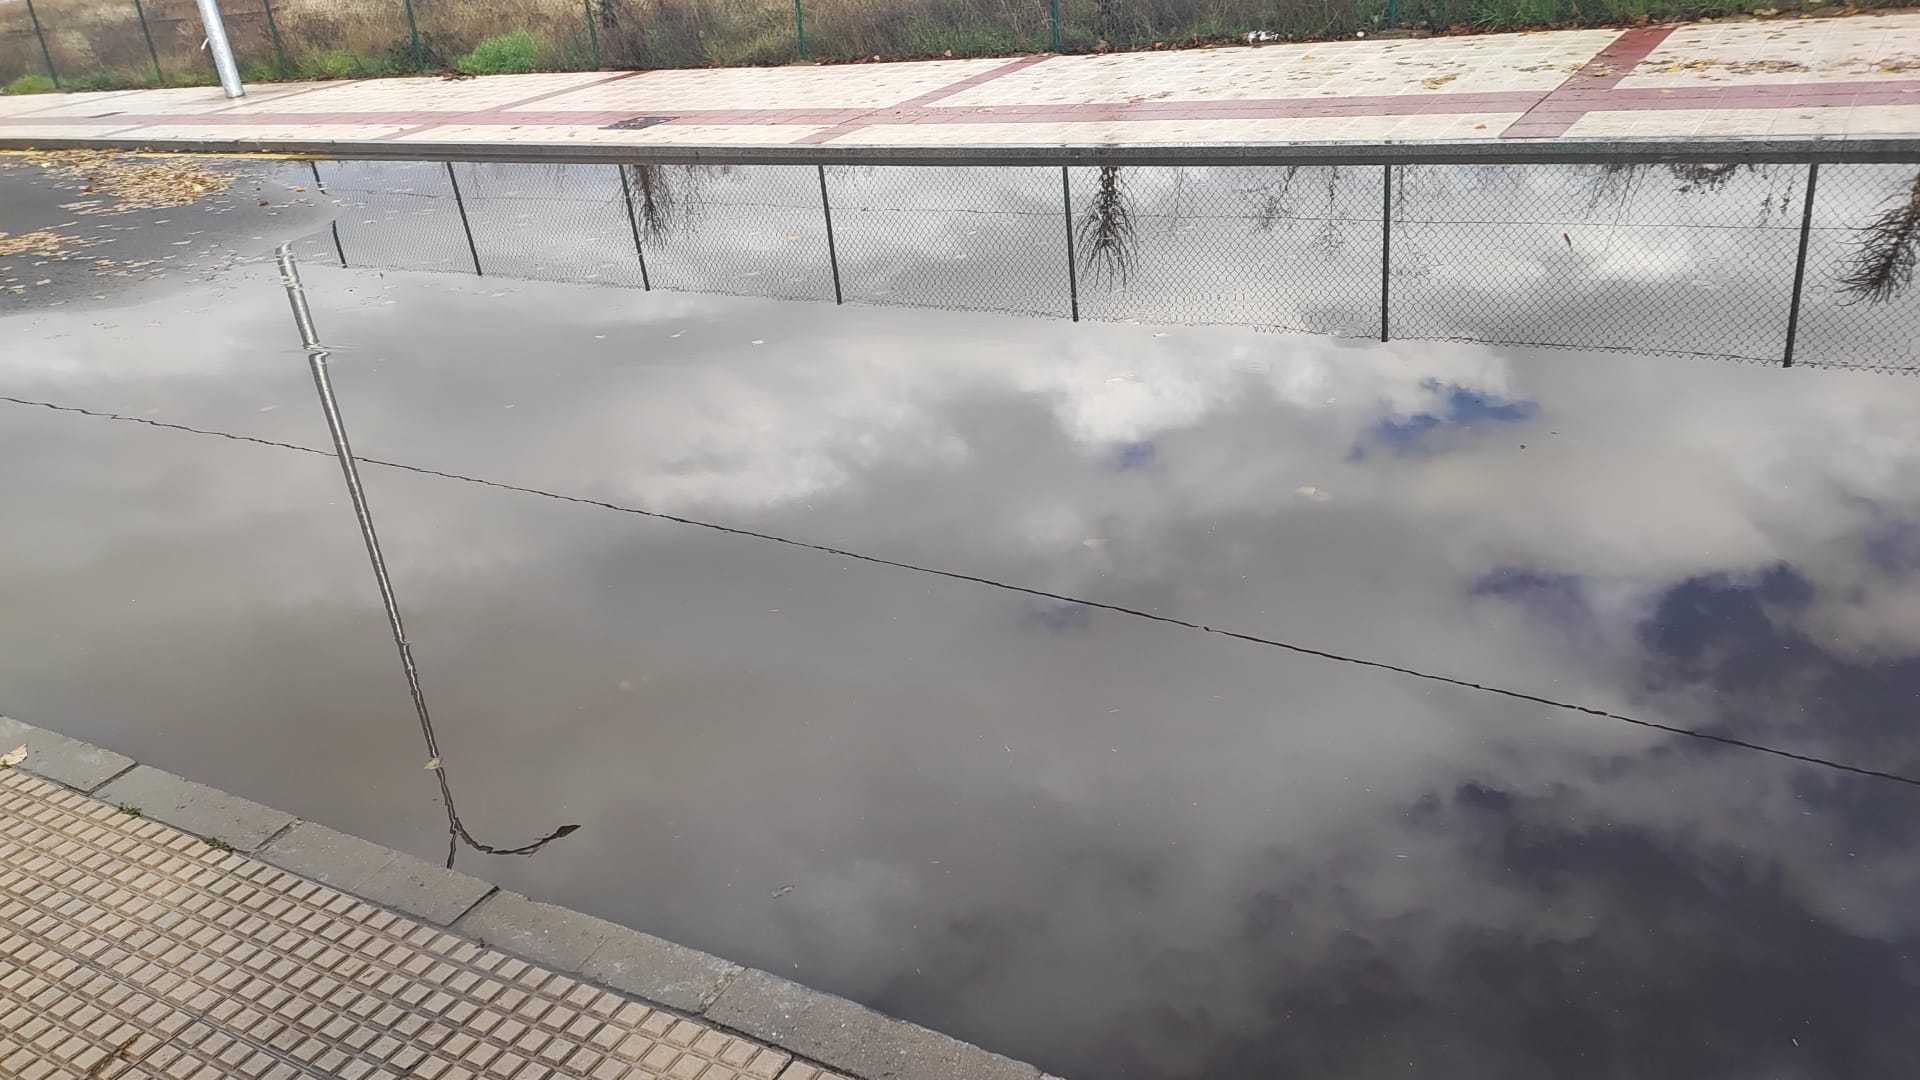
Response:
[3,153,1919,1079]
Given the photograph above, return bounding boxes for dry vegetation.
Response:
[5,0,1852,88]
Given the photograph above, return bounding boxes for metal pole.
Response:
[1061,166,1079,322]
[309,161,346,267]
[402,0,424,71]
[818,164,842,305]
[616,164,651,290]
[794,0,807,59]
[582,0,600,68]
[261,0,288,74]
[1050,0,1060,51]
[192,0,244,98]
[1783,162,1819,369]
[132,0,164,84]
[446,162,482,276]
[1379,163,1393,343]
[1384,0,1400,28]
[23,0,58,89]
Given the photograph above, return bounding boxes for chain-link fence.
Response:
[291,155,1920,373]
[1,0,1775,90]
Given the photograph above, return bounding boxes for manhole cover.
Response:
[604,116,676,130]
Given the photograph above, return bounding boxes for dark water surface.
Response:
[3,159,1920,1080]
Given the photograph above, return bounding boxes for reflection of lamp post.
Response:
[275,244,578,868]
[193,0,245,98]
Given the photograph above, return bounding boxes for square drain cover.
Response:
[604,116,677,130]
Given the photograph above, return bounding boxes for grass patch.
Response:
[459,31,545,74]
[117,804,143,816]
[5,74,56,94]
[301,48,396,79]
[203,836,235,852]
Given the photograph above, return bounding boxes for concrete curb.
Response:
[2,134,1919,167]
[0,714,1046,1080]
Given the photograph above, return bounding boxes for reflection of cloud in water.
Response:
[4,255,1920,1079]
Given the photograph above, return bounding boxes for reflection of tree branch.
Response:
[1078,165,1137,285]
[1840,170,1920,305]
[1666,162,1743,194]
[620,163,725,244]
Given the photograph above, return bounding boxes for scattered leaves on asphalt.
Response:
[11,149,235,214]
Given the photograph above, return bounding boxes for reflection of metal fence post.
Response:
[446,163,482,276]
[1061,166,1080,322]
[261,0,289,74]
[23,0,58,88]
[794,0,807,59]
[616,164,652,290]
[402,0,424,70]
[1050,0,1060,51]
[1380,163,1394,342]
[309,161,346,267]
[132,0,164,84]
[582,0,600,68]
[1783,162,1819,369]
[818,165,843,304]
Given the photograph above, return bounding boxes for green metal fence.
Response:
[0,0,1781,93]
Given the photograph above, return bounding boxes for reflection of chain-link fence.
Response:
[293,156,1920,373]
[1070,163,1381,335]
[829,165,1069,319]
[1393,162,1805,363]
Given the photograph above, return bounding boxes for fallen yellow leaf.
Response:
[0,745,26,768]
[424,757,441,770]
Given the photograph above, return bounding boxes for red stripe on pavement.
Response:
[799,54,1053,144]
[1501,26,1675,139]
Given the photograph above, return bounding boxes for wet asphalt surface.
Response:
[4,157,1920,1079]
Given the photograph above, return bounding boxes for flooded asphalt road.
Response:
[4,157,1920,1079]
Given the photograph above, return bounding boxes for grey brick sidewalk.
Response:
[0,718,1043,1080]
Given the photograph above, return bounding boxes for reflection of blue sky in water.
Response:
[2,241,1919,1079]
[1349,381,1540,459]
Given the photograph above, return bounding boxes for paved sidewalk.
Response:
[0,717,1040,1080]
[2,13,1919,153]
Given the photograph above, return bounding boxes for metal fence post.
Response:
[581,0,600,68]
[1384,0,1400,28]
[260,0,289,74]
[616,164,651,290]
[1783,162,1820,369]
[446,163,482,276]
[23,0,58,88]
[1061,166,1080,322]
[1050,0,1060,51]
[402,0,424,70]
[793,0,807,59]
[1379,163,1394,343]
[818,164,843,304]
[132,0,164,84]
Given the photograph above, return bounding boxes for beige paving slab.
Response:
[936,31,1619,107]
[521,60,1012,113]
[0,767,790,1080]
[393,124,832,146]
[1619,11,1920,88]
